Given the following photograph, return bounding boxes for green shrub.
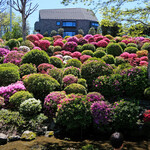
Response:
[0,96,5,108]
[93,50,106,58]
[0,57,4,63]
[114,56,126,66]
[82,44,96,52]
[96,47,106,52]
[118,42,127,50]
[101,54,115,64]
[77,78,87,88]
[141,42,150,51]
[21,40,34,50]
[19,98,42,116]
[53,46,62,52]
[47,67,63,85]
[124,46,138,53]
[23,73,60,101]
[75,45,83,52]
[0,62,19,70]
[127,43,138,48]
[112,100,141,131]
[9,91,34,110]
[6,39,20,50]
[81,50,93,57]
[17,37,23,43]
[144,87,150,100]
[106,43,123,57]
[0,66,20,86]
[21,49,50,67]
[64,83,87,95]
[65,58,82,68]
[47,46,54,55]
[81,60,113,90]
[49,56,63,68]
[19,63,37,78]
[56,94,91,136]
[63,66,81,78]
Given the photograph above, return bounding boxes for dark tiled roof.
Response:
[39,8,98,21]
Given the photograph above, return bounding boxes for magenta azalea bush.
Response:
[63,74,78,87]
[63,41,78,52]
[0,48,10,57]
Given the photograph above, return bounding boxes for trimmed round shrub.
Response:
[21,40,34,50]
[141,42,150,51]
[0,62,19,70]
[39,40,51,51]
[96,47,106,51]
[23,73,60,101]
[78,38,88,46]
[81,60,113,89]
[112,100,141,131]
[64,83,87,95]
[65,58,82,68]
[71,51,82,59]
[82,50,93,57]
[97,40,108,48]
[19,98,42,116]
[9,91,34,110]
[82,43,95,52]
[49,56,63,68]
[36,33,44,39]
[63,74,78,87]
[53,46,62,53]
[80,55,91,63]
[56,94,91,136]
[144,87,150,100]
[124,46,138,53]
[101,54,115,64]
[44,91,66,117]
[127,43,138,48]
[21,49,50,67]
[77,78,87,88]
[26,34,39,43]
[63,66,81,78]
[114,56,126,66]
[118,42,127,50]
[54,40,64,47]
[75,45,83,52]
[47,67,63,84]
[17,37,23,43]
[86,92,105,102]
[37,63,54,74]
[93,50,106,58]
[19,63,37,78]
[63,41,77,52]
[106,43,123,57]
[0,66,20,86]
[6,39,20,50]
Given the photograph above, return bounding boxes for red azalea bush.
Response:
[33,46,41,50]
[26,34,39,43]
[53,40,64,47]
[80,55,91,63]
[103,37,110,43]
[39,40,50,51]
[38,63,55,74]
[63,41,78,52]
[36,33,44,40]
[97,40,108,48]
[71,51,82,59]
[143,110,150,122]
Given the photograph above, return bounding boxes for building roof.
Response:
[39,8,98,21]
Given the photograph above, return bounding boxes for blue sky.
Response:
[8,0,101,33]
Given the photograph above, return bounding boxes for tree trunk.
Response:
[22,16,26,41]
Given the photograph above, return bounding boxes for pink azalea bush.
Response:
[36,33,44,40]
[78,38,88,45]
[39,40,50,51]
[3,51,24,66]
[63,41,78,52]
[84,34,93,40]
[67,36,79,43]
[71,51,82,59]
[97,40,108,47]
[38,63,55,74]
[63,74,78,87]
[26,34,39,43]
[0,48,10,57]
[80,55,91,63]
[53,40,64,47]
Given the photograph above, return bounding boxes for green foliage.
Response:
[93,50,106,58]
[47,46,54,55]
[118,42,127,50]
[96,47,106,52]
[6,39,20,50]
[53,46,62,52]
[0,57,4,64]
[75,45,83,52]
[50,30,57,37]
[78,29,84,35]
[65,58,82,68]
[124,46,138,53]
[144,87,150,100]
[9,91,34,110]
[82,44,96,52]
[106,43,123,57]
[0,63,19,70]
[88,27,96,35]
[58,28,64,37]
[114,56,126,66]
[49,56,63,68]
[47,67,63,85]
[21,49,50,67]
[77,78,87,88]
[82,50,93,57]
[56,95,91,136]
[23,73,60,101]
[19,98,42,116]
[127,43,138,48]
[64,83,87,95]
[112,100,141,131]
[21,40,34,50]
[0,66,20,86]
[101,54,115,64]
[141,42,150,51]
[19,63,37,78]
[17,38,23,43]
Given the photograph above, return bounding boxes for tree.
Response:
[0,0,6,13]
[61,0,150,27]
[8,0,38,41]
[78,29,84,35]
[50,30,57,37]
[58,28,64,37]
[88,27,96,35]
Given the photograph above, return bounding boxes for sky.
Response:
[7,0,101,33]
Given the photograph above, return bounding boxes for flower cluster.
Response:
[63,74,78,87]
[3,51,24,66]
[63,41,78,52]
[91,101,112,125]
[86,92,105,102]
[0,48,10,57]
[143,110,150,122]
[0,81,26,105]
[38,63,55,74]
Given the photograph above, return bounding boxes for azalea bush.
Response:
[86,92,105,102]
[65,58,82,68]
[38,63,54,74]
[0,48,10,57]
[49,56,63,68]
[63,74,78,87]
[63,41,78,52]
